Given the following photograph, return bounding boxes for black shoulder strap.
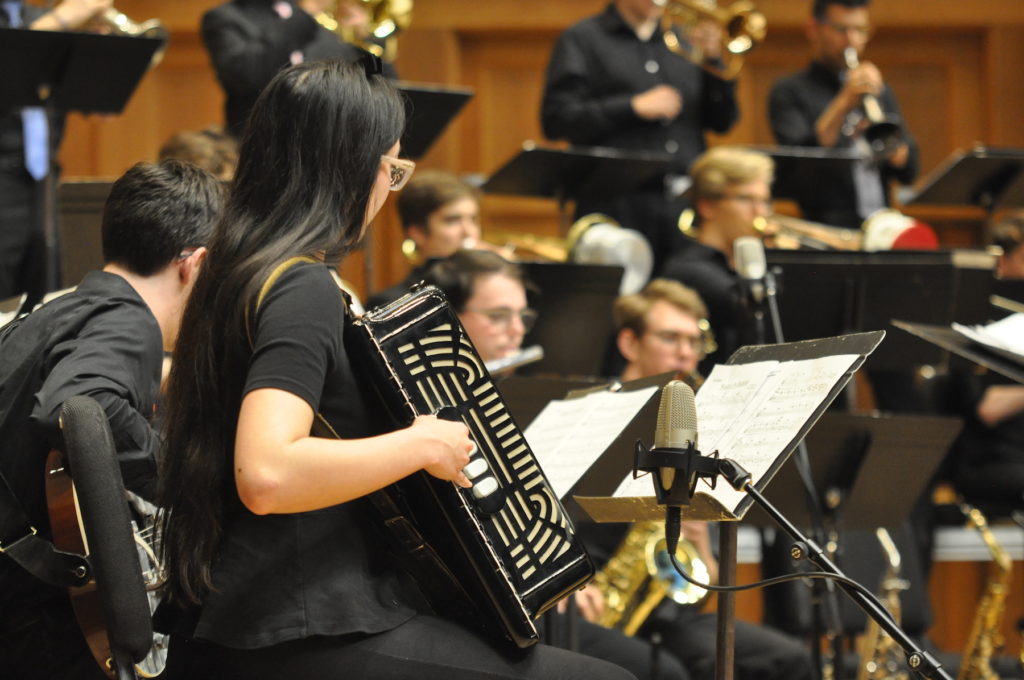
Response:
[0,309,90,588]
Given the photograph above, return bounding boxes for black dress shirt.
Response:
[0,271,162,608]
[541,3,737,177]
[201,0,396,138]
[660,239,739,372]
[768,60,919,230]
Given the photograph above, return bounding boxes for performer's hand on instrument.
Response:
[631,84,683,122]
[573,584,607,623]
[688,18,723,61]
[51,0,113,29]
[841,62,883,108]
[412,415,474,488]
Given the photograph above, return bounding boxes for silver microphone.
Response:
[654,380,698,495]
[734,236,767,303]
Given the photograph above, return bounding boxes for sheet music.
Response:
[953,313,1024,364]
[525,386,658,500]
[612,354,860,516]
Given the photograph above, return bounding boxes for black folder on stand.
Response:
[482,142,672,208]
[750,144,862,205]
[0,28,163,307]
[903,145,1024,212]
[397,82,473,160]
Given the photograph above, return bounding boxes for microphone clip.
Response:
[633,440,721,506]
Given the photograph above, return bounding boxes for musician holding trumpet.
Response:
[768,0,919,231]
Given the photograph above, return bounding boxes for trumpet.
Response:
[843,47,904,160]
[314,0,413,61]
[657,0,766,80]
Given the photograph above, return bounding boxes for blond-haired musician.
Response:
[661,146,774,368]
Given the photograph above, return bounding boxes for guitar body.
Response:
[44,449,166,679]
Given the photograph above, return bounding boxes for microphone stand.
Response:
[758,264,848,680]
[640,448,954,680]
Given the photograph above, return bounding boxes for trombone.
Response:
[657,0,766,80]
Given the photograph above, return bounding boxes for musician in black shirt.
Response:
[768,0,918,230]
[157,57,635,680]
[0,160,221,680]
[541,0,738,271]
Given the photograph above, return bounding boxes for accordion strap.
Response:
[252,258,477,618]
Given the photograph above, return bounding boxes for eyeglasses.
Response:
[381,154,416,191]
[648,329,710,355]
[819,21,873,39]
[464,306,539,333]
[714,193,773,209]
[176,247,199,261]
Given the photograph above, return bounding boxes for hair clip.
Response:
[360,50,383,78]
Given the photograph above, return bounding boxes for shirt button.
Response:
[665,140,679,153]
[645,60,659,74]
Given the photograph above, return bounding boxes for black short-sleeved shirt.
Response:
[0,271,162,609]
[194,261,416,649]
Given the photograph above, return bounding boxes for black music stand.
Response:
[765,249,995,372]
[397,82,473,160]
[749,145,863,205]
[904,146,1024,214]
[482,142,672,218]
[0,28,163,309]
[743,411,961,531]
[519,262,624,379]
[892,320,1024,385]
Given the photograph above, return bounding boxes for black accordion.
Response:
[347,285,594,648]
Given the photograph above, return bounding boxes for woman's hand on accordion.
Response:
[411,415,474,488]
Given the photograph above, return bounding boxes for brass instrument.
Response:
[591,520,710,636]
[757,214,862,251]
[677,208,862,251]
[101,8,169,67]
[856,528,910,680]
[843,47,904,160]
[314,0,413,61]
[483,214,654,295]
[657,0,766,80]
[957,504,1011,680]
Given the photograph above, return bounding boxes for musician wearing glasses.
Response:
[570,279,815,680]
[421,250,537,367]
[368,170,493,309]
[660,146,776,370]
[768,0,919,231]
[540,0,739,272]
[0,160,220,680]
[155,58,633,680]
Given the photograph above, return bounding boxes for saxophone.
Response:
[591,521,710,635]
[957,504,1011,680]
[856,527,910,680]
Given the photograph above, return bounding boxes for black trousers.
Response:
[0,596,108,680]
[164,614,639,680]
[0,163,44,302]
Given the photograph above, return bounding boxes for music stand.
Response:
[892,320,1024,385]
[903,146,1024,214]
[518,262,624,379]
[0,28,163,309]
[482,142,672,217]
[397,82,473,160]
[765,249,996,371]
[748,145,863,204]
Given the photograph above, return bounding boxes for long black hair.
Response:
[158,58,404,605]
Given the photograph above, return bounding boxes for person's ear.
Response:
[617,328,641,364]
[179,247,208,286]
[695,197,716,224]
[407,224,429,249]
